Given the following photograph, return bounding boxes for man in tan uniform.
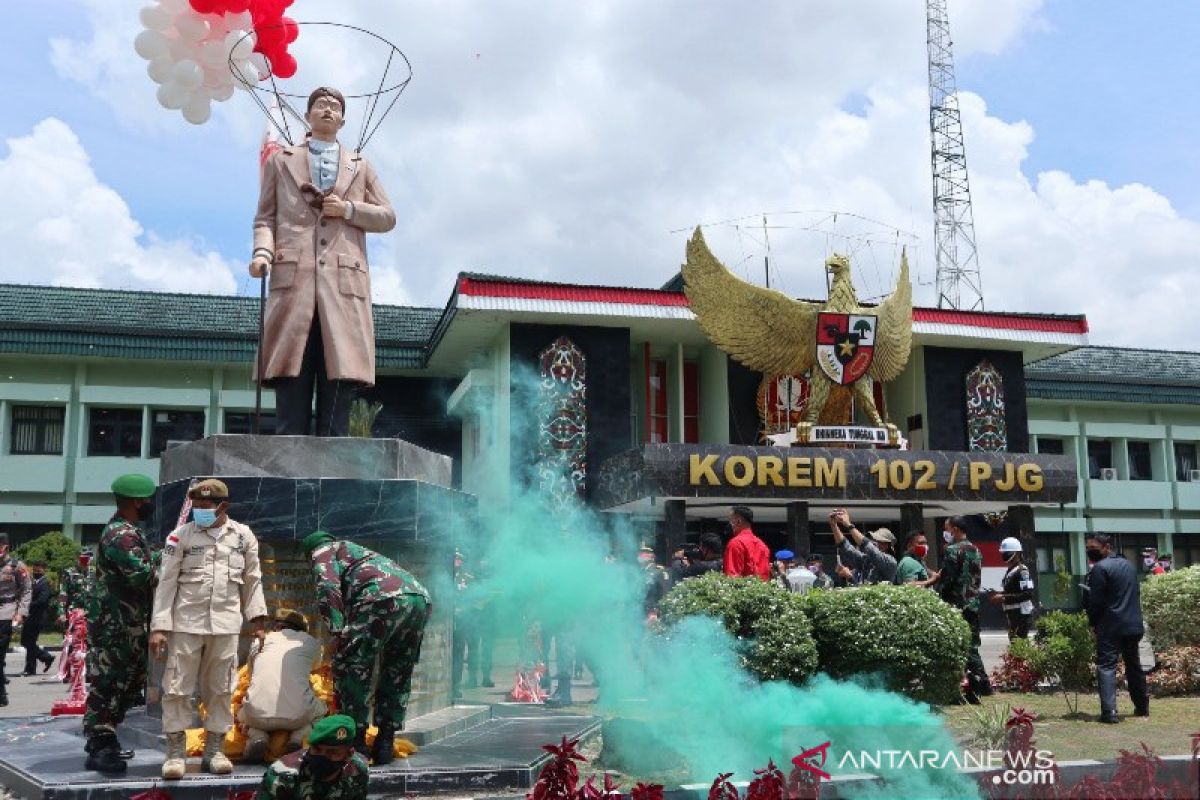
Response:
[239,608,327,763]
[150,479,268,779]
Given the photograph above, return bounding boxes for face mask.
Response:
[1003,552,1018,563]
[1143,558,1156,568]
[912,544,928,559]
[192,508,218,528]
[1085,547,1103,563]
[303,753,345,780]
[942,530,953,544]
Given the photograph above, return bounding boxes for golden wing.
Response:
[867,248,913,383]
[682,228,819,376]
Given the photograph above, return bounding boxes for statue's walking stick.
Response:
[254,273,266,435]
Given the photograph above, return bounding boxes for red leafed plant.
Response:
[746,759,786,800]
[529,736,588,800]
[708,772,740,800]
[631,782,666,800]
[990,650,1041,693]
[580,773,622,800]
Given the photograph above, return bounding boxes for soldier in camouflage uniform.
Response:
[301,531,431,765]
[256,714,368,800]
[57,552,94,622]
[930,515,993,703]
[82,473,159,774]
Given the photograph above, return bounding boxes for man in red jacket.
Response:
[722,506,770,580]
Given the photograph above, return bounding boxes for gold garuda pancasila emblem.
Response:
[681,228,912,440]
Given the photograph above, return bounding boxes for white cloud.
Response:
[0,118,237,293]
[43,0,1200,346]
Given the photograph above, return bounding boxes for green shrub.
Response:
[657,572,818,685]
[801,584,971,705]
[14,530,79,586]
[1140,565,1200,650]
[1021,611,1095,714]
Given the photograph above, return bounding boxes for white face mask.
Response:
[942,530,954,543]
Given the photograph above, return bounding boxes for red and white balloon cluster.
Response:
[133,0,299,125]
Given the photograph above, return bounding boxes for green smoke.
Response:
[450,363,979,799]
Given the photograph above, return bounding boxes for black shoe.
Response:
[1099,712,1120,724]
[42,655,54,673]
[544,689,574,708]
[20,671,35,677]
[1133,707,1150,718]
[84,735,128,774]
[480,678,495,688]
[84,736,134,759]
[371,725,395,766]
[0,695,7,707]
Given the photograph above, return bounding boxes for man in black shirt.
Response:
[21,560,56,674]
[1085,533,1149,723]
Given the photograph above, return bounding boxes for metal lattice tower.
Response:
[926,0,984,310]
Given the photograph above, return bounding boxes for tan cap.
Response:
[188,478,229,500]
[870,527,896,544]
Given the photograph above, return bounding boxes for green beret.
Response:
[301,530,335,554]
[111,474,157,499]
[309,714,356,746]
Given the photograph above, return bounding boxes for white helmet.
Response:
[999,537,1023,554]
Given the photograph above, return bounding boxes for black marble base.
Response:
[0,711,600,799]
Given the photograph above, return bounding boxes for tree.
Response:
[14,531,80,586]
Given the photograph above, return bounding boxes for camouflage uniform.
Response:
[59,567,92,615]
[83,514,157,736]
[255,749,369,800]
[311,540,431,731]
[936,539,989,691]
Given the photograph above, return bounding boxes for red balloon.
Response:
[271,51,297,79]
[189,0,221,13]
[255,23,285,47]
[282,16,299,44]
[225,0,252,11]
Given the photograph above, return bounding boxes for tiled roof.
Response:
[1027,346,1200,405]
[0,284,439,368]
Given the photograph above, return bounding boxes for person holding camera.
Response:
[670,533,724,583]
[829,510,897,584]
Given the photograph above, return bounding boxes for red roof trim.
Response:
[456,277,1088,333]
[457,277,691,307]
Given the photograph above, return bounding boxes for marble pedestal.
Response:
[151,435,470,720]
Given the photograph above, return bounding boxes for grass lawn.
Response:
[941,690,1200,760]
[37,632,64,647]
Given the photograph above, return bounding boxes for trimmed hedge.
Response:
[801,584,971,704]
[657,572,818,685]
[1141,565,1200,649]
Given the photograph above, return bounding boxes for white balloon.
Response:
[225,29,255,61]
[133,29,170,61]
[211,83,235,102]
[170,59,204,90]
[139,4,172,32]
[173,12,209,43]
[147,57,173,84]
[198,40,226,68]
[167,35,194,61]
[182,91,212,125]
[232,57,260,87]
[226,11,253,32]
[202,14,228,38]
[249,52,270,80]
[159,0,188,13]
[157,82,188,110]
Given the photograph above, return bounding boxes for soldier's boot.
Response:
[84,733,128,774]
[544,680,574,708]
[242,728,269,764]
[371,724,395,766]
[201,732,233,775]
[85,733,135,760]
[161,732,187,780]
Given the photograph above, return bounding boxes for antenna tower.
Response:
[926,0,984,310]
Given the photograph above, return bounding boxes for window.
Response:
[10,405,65,455]
[1036,437,1065,456]
[149,409,205,456]
[1175,442,1198,482]
[1034,533,1070,574]
[647,359,668,444]
[88,408,142,456]
[683,361,699,443]
[1087,439,1113,479]
[1173,539,1200,568]
[224,411,277,435]
[1128,441,1152,481]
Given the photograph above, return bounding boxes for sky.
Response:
[2,0,1198,347]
